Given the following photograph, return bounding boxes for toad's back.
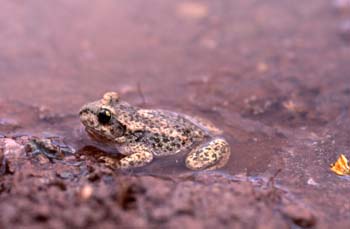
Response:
[125,109,209,156]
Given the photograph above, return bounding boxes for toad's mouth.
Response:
[85,128,114,143]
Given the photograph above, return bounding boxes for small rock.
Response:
[79,185,93,200]
[0,138,25,174]
[307,178,318,186]
[281,205,317,227]
[57,171,74,180]
[26,137,75,160]
[3,138,24,157]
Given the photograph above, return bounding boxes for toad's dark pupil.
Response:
[98,109,111,124]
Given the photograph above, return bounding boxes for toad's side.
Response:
[79,92,231,170]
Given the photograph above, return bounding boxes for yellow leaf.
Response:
[330,154,350,176]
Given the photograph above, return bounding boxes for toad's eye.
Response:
[98,108,112,124]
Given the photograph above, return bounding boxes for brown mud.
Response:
[1,0,350,228]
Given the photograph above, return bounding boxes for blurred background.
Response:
[2,0,349,113]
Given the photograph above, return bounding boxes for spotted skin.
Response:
[119,144,153,168]
[79,92,231,170]
[185,138,230,170]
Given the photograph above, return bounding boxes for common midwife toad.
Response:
[79,92,231,170]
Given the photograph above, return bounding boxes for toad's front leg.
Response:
[100,144,154,169]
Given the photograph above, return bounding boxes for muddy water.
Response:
[0,0,294,176]
[1,0,350,226]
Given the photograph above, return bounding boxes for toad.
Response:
[79,92,231,170]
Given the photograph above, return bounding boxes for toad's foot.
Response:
[100,144,154,169]
[119,151,153,169]
[98,155,120,169]
[185,138,231,170]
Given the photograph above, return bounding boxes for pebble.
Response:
[307,178,318,186]
[80,185,93,200]
[3,138,24,157]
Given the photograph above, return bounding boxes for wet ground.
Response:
[1,0,350,228]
